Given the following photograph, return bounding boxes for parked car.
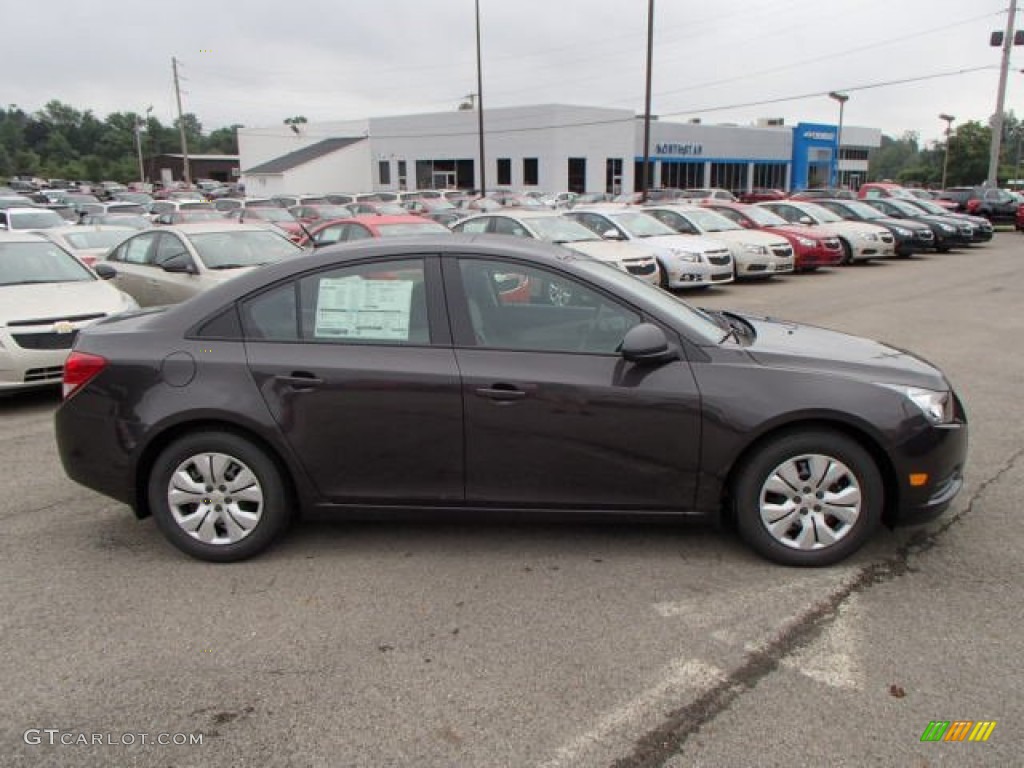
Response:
[32,225,136,267]
[859,183,956,212]
[0,206,67,231]
[860,199,973,251]
[813,199,936,256]
[77,201,149,219]
[55,235,968,567]
[702,202,844,271]
[789,188,856,201]
[738,188,787,203]
[902,199,994,242]
[149,200,216,217]
[563,206,735,289]
[0,231,138,392]
[641,205,795,278]
[450,210,663,291]
[300,215,453,248]
[154,210,229,226]
[756,201,895,263]
[1017,202,1024,231]
[212,197,278,212]
[272,194,329,208]
[903,188,958,211]
[675,188,738,203]
[79,213,154,230]
[938,186,1020,222]
[289,204,356,226]
[95,223,303,307]
[346,201,409,216]
[226,206,307,242]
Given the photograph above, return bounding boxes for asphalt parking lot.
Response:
[2,233,1022,767]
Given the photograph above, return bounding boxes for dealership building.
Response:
[238,104,880,196]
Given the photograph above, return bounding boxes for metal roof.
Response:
[243,138,366,175]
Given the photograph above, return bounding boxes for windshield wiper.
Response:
[207,263,250,270]
[1,279,63,286]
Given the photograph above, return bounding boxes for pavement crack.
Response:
[610,447,1024,768]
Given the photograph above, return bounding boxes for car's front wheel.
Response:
[149,431,291,562]
[734,430,882,566]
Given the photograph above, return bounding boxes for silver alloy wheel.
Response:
[167,452,264,545]
[758,453,862,550]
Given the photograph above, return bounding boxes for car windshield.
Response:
[884,188,916,199]
[526,216,600,243]
[678,208,743,232]
[375,221,452,237]
[742,206,788,226]
[0,241,95,285]
[186,230,301,269]
[63,230,133,249]
[910,200,945,215]
[96,215,152,229]
[574,259,722,344]
[884,200,925,216]
[796,203,842,223]
[10,210,66,229]
[843,201,886,219]
[608,211,678,237]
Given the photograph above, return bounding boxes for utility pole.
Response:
[939,114,955,189]
[640,0,655,202]
[987,0,1018,186]
[474,0,486,197]
[172,57,191,187]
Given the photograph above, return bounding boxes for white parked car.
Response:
[564,206,735,289]
[0,206,67,231]
[0,231,138,392]
[757,201,895,263]
[451,210,662,289]
[31,225,136,267]
[643,205,795,278]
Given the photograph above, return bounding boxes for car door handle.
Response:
[475,385,527,402]
[275,372,324,390]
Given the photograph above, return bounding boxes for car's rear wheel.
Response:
[733,430,882,566]
[149,431,291,562]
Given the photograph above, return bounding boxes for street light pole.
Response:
[939,113,955,189]
[640,0,655,203]
[987,0,1018,186]
[828,92,849,188]
[474,0,486,197]
[134,106,152,185]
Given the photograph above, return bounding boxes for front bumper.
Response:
[890,407,968,527]
[0,331,76,391]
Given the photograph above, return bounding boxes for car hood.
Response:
[870,216,930,232]
[563,239,656,263]
[0,280,134,325]
[818,220,889,236]
[696,229,789,248]
[738,313,947,390]
[629,234,732,254]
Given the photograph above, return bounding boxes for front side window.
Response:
[241,259,429,345]
[458,258,641,354]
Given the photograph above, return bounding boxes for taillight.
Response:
[62,351,107,399]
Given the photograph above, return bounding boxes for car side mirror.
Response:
[621,323,678,365]
[161,253,197,274]
[602,228,624,240]
[798,216,813,225]
[93,263,117,280]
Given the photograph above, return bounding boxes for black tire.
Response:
[657,260,669,290]
[733,430,882,567]
[838,238,853,265]
[149,431,291,562]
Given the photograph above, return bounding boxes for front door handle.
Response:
[475,384,526,402]
[275,371,324,390]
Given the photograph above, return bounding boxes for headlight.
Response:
[668,248,701,263]
[743,243,768,254]
[879,384,955,424]
[859,232,878,241]
[939,224,955,233]
[796,237,816,247]
[893,227,912,236]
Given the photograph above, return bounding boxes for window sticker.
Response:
[315,276,414,340]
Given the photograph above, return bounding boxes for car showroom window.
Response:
[458,258,641,354]
[296,259,429,344]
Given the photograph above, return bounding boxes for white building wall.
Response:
[241,143,373,195]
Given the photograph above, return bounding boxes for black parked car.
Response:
[55,236,968,567]
[815,199,935,256]
[863,198,973,251]
[902,199,994,242]
[938,186,1019,222]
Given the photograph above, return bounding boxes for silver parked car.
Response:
[95,222,303,307]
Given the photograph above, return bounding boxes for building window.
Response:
[708,162,749,195]
[659,161,703,190]
[378,160,392,186]
[567,158,586,194]
[634,160,656,192]
[496,158,511,186]
[415,159,476,190]
[523,158,539,186]
[605,158,623,194]
[397,160,407,190]
[752,162,788,190]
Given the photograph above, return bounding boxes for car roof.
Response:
[150,222,280,235]
[43,225,137,236]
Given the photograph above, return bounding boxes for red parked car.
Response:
[702,201,844,271]
[227,206,307,242]
[298,215,452,247]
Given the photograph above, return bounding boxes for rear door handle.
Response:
[475,384,526,402]
[275,371,324,390]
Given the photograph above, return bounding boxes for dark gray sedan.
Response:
[56,235,967,566]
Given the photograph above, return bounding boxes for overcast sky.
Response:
[8,0,1020,145]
